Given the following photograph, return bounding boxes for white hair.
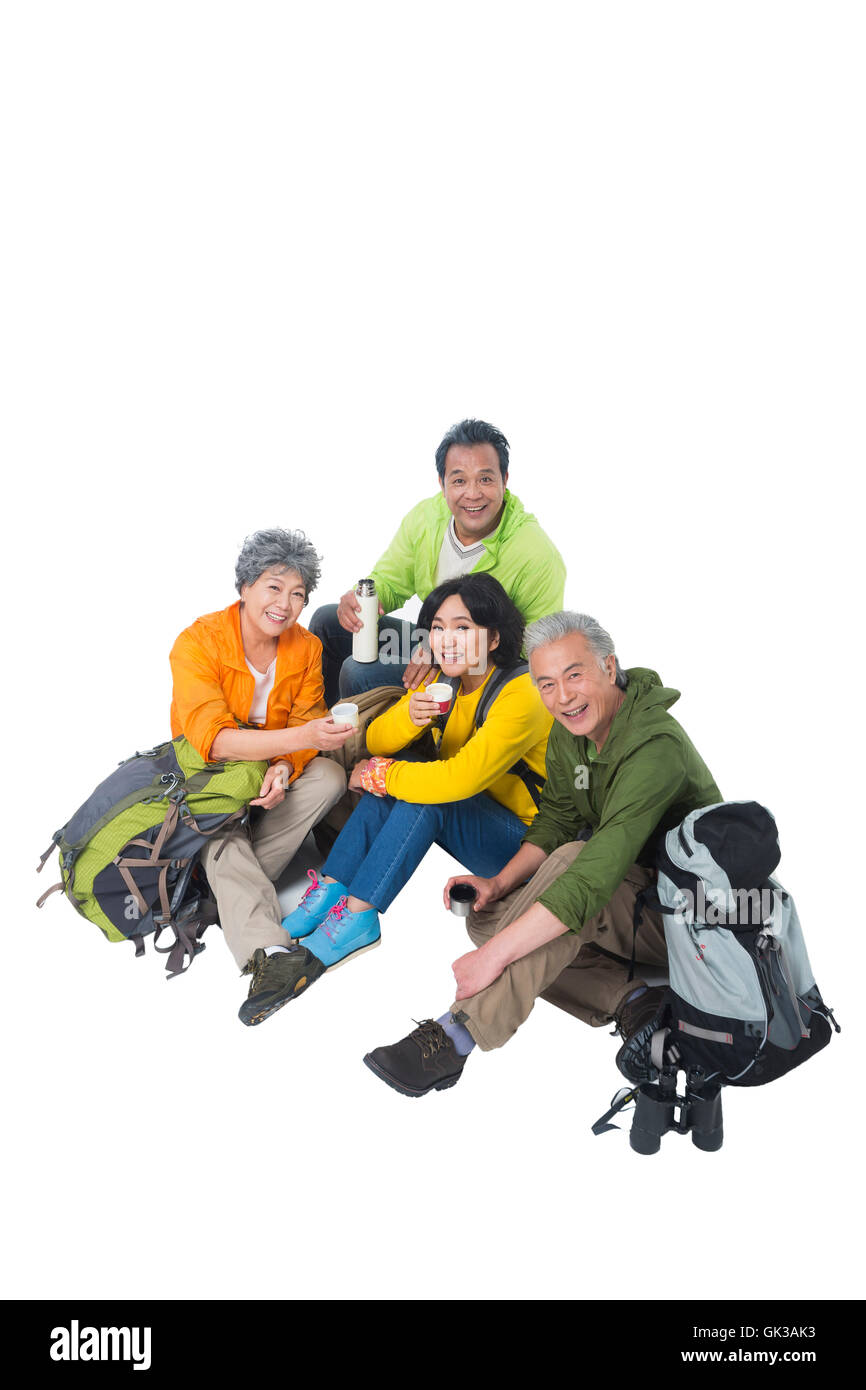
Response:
[525,611,627,689]
[234,528,321,597]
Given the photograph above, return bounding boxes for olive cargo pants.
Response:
[451,841,668,1050]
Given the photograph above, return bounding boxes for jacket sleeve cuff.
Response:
[361,757,395,796]
[522,823,573,856]
[200,717,242,763]
[537,879,585,934]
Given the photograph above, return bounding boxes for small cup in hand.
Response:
[426,683,453,715]
[449,883,477,918]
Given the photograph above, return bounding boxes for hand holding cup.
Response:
[331,702,360,729]
[443,874,499,913]
[426,683,453,714]
[304,716,356,751]
[408,688,444,727]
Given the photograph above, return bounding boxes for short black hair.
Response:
[417,573,525,669]
[434,419,510,482]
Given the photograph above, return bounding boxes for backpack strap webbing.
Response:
[37,838,60,872]
[591,1086,639,1136]
[117,804,243,969]
[474,664,527,725]
[156,902,219,979]
[629,884,664,982]
[476,664,545,808]
[35,880,65,909]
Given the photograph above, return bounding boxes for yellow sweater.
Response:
[366,670,552,826]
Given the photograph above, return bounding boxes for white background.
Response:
[3,1,863,1303]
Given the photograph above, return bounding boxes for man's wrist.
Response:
[483,932,514,975]
[493,865,523,900]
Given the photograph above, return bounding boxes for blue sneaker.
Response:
[305,896,381,969]
[281,869,348,940]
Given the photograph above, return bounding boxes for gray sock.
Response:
[264,944,290,956]
[438,1012,476,1057]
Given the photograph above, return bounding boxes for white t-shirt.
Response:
[434,517,493,585]
[245,657,277,725]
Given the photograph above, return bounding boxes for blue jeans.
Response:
[321,791,527,913]
[308,603,417,705]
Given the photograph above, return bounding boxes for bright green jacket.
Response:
[370,490,566,623]
[523,669,722,933]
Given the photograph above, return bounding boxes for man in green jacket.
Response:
[309,418,566,705]
[363,611,723,1098]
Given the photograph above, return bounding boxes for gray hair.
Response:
[525,611,628,689]
[234,528,322,598]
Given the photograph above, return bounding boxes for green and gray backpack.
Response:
[37,737,267,977]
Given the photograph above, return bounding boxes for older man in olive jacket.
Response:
[363,611,722,1098]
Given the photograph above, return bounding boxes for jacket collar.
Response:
[571,669,677,765]
[583,680,640,765]
[430,488,526,559]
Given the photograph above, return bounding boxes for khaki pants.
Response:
[451,841,668,1051]
[201,757,346,969]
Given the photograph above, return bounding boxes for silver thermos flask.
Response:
[352,578,379,664]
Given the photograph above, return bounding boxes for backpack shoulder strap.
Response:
[474,663,545,809]
[431,672,461,748]
[473,663,529,730]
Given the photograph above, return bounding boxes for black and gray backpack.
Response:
[633,800,839,1087]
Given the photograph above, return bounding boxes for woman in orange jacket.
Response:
[169,528,351,1024]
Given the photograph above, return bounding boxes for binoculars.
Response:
[594,1065,724,1154]
[629,1068,724,1154]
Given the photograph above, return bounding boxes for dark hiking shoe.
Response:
[613,985,669,1084]
[363,1019,467,1097]
[238,946,326,1026]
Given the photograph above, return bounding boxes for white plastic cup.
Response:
[331,702,360,729]
[427,683,453,714]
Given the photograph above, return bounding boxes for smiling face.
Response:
[240,567,306,646]
[429,592,499,682]
[440,442,507,544]
[529,632,624,750]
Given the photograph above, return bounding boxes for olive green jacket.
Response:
[523,669,722,933]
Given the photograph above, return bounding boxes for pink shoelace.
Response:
[322,897,350,940]
[299,868,323,910]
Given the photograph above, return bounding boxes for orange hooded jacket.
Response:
[169,601,325,780]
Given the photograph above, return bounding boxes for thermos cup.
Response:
[449,883,478,917]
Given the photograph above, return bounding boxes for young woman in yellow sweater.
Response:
[279,574,552,977]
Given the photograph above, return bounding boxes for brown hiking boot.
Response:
[363,1019,467,1097]
[613,985,668,1084]
[238,946,326,1026]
